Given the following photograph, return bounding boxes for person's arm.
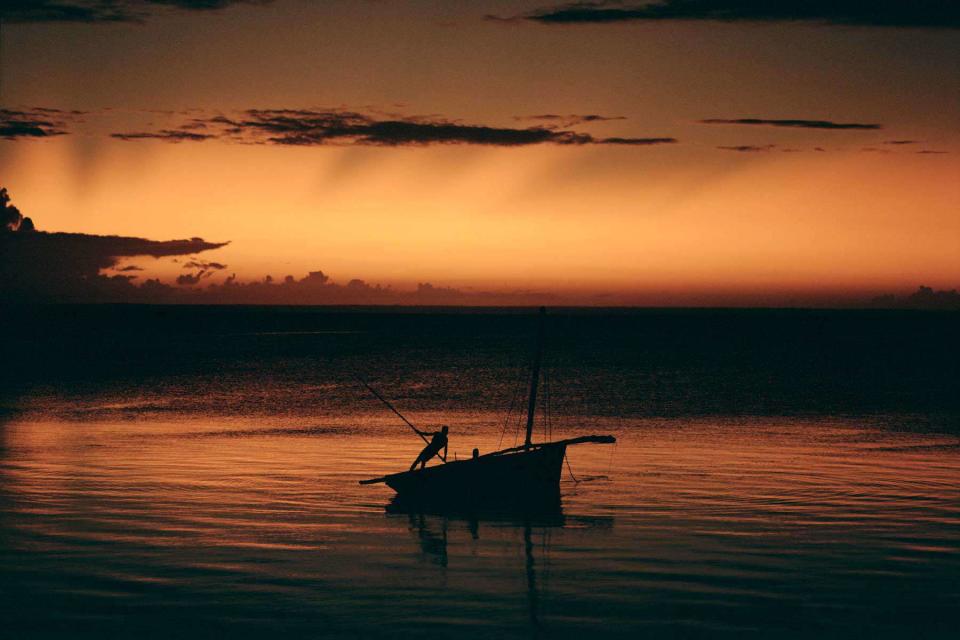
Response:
[442,441,448,462]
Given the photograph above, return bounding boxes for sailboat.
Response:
[360,307,616,505]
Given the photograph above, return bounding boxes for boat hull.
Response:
[383,444,567,506]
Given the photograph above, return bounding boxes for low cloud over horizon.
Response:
[0,186,558,305]
[8,185,951,308]
[1,187,228,302]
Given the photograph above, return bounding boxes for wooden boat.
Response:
[360,307,616,505]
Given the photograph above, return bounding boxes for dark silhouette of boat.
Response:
[360,307,616,505]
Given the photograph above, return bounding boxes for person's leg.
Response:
[411,445,429,471]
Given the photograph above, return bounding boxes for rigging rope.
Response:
[545,364,553,442]
[512,357,527,448]
[564,450,580,483]
[498,360,524,449]
[541,364,548,442]
[548,365,553,441]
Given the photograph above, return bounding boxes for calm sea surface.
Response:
[1,306,958,638]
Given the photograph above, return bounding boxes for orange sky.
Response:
[1,2,958,304]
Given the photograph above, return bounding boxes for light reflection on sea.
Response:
[1,409,958,638]
[2,307,959,637]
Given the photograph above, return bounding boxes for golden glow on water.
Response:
[2,412,958,636]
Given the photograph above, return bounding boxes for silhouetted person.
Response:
[472,448,480,460]
[410,425,448,471]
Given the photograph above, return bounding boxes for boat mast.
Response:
[524,307,546,448]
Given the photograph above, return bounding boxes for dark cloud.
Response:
[110,108,679,148]
[0,0,269,23]
[701,118,880,130]
[146,0,264,8]
[2,232,229,299]
[717,144,775,152]
[222,109,592,146]
[600,136,677,145]
[0,108,81,140]
[500,1,960,29]
[0,1,130,23]
[183,259,227,270]
[166,270,558,306]
[0,186,228,302]
[870,286,960,310]
[1,184,555,305]
[176,271,209,286]
[515,113,627,127]
[859,145,948,155]
[111,130,216,142]
[2,188,30,231]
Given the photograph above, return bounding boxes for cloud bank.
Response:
[111,129,216,142]
[515,113,627,127]
[0,185,557,305]
[0,108,82,140]
[111,108,679,147]
[700,118,880,130]
[501,1,960,29]
[870,286,960,310]
[717,144,775,152]
[1,187,228,302]
[0,0,268,23]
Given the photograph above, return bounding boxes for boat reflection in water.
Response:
[388,497,613,637]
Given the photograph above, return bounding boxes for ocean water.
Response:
[1,306,958,638]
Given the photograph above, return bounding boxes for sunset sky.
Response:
[1,1,958,305]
